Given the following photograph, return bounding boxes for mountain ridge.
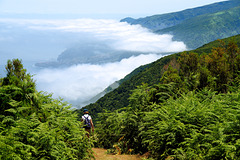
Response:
[156,6,240,49]
[121,0,240,49]
[121,0,240,31]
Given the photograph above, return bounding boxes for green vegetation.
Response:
[94,40,240,159]
[121,0,240,31]
[157,6,240,49]
[1,31,240,160]
[0,59,93,159]
[121,0,240,49]
[97,89,240,159]
[81,34,240,123]
[193,34,240,54]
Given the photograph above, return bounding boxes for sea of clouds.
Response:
[34,54,163,105]
[0,18,187,107]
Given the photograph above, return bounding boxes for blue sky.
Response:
[0,0,227,18]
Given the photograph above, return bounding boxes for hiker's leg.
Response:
[85,128,90,138]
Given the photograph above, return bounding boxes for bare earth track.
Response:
[92,148,142,160]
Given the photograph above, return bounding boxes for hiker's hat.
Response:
[83,109,88,113]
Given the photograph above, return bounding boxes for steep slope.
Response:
[121,0,240,49]
[121,0,240,31]
[80,34,240,120]
[157,6,240,49]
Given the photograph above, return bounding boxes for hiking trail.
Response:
[92,148,142,160]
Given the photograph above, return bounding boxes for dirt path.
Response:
[92,148,142,160]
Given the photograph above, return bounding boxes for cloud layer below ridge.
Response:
[0,18,187,106]
[35,54,164,106]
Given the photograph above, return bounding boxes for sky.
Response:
[0,0,227,18]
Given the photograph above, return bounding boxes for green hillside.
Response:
[94,33,240,159]
[121,0,240,31]
[80,34,240,121]
[157,6,240,49]
[194,34,240,53]
[121,0,240,49]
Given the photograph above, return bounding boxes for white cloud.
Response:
[0,18,187,106]
[34,54,163,105]
[40,19,187,52]
[0,18,187,52]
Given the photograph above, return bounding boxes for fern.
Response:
[0,59,93,159]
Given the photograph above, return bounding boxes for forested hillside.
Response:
[121,0,240,31]
[0,59,94,159]
[94,36,240,159]
[80,34,240,122]
[122,0,240,49]
[157,6,240,49]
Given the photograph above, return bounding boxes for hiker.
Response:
[81,109,94,138]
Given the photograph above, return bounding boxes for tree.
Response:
[226,41,240,79]
[205,45,229,92]
[178,52,200,91]
[0,59,37,119]
[178,52,199,77]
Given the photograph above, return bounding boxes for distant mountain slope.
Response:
[35,42,147,67]
[121,0,240,31]
[157,6,240,49]
[121,0,240,49]
[81,34,240,119]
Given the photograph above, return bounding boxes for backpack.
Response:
[83,115,91,129]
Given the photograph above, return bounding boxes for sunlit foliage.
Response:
[95,41,240,159]
[0,59,93,159]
